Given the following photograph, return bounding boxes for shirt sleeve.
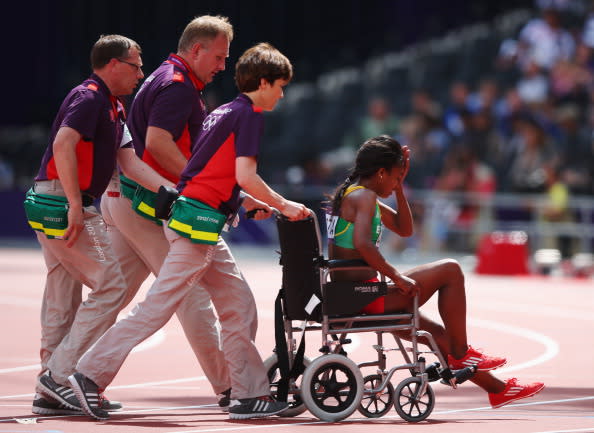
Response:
[61,90,102,140]
[148,82,194,141]
[234,109,263,158]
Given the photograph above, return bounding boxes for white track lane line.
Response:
[468,317,559,374]
[159,396,594,433]
[532,429,594,433]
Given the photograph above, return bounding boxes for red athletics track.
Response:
[1,244,593,433]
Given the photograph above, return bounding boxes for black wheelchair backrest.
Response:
[276,214,324,321]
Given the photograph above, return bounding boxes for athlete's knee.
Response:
[438,258,464,284]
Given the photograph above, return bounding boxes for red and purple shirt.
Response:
[178,94,263,216]
[35,74,125,198]
[127,53,206,183]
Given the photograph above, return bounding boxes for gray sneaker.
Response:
[37,372,81,411]
[228,395,288,419]
[32,393,81,416]
[68,372,109,421]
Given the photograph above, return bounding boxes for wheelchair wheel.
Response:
[263,353,311,417]
[357,374,394,418]
[393,376,435,422]
[301,354,363,422]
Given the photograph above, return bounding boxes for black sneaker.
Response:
[37,372,81,411]
[228,395,288,419]
[218,388,231,412]
[32,393,81,416]
[68,372,109,421]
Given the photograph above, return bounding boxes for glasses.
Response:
[117,58,142,72]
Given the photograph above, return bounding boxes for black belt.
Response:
[82,193,95,207]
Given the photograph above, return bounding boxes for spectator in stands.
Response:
[540,164,574,259]
[495,87,531,139]
[467,78,502,116]
[443,81,470,137]
[516,59,550,107]
[431,143,496,250]
[505,115,559,193]
[549,56,592,108]
[342,96,400,151]
[515,2,576,72]
[556,103,594,194]
[410,88,442,120]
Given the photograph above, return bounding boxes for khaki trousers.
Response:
[77,228,269,399]
[34,180,133,386]
[99,177,230,394]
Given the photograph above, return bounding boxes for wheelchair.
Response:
[264,212,476,422]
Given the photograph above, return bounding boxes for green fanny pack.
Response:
[119,174,137,201]
[23,188,69,239]
[168,196,226,245]
[119,174,162,226]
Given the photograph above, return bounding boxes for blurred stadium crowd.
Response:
[1,1,593,265]
[262,2,594,198]
[253,1,594,261]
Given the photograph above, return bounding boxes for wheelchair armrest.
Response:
[327,259,369,269]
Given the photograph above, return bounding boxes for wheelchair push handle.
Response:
[246,207,313,221]
[245,207,281,219]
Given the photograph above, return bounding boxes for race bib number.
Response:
[325,213,338,239]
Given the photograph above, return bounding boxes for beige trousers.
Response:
[77,228,268,399]
[99,176,230,394]
[34,180,133,386]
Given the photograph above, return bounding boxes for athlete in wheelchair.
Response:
[266,136,544,422]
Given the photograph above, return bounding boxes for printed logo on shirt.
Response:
[173,72,184,82]
[87,83,98,91]
[202,108,232,131]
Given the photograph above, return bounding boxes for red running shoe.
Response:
[489,378,545,408]
[448,346,506,371]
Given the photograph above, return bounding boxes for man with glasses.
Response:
[29,34,174,415]
[94,15,235,412]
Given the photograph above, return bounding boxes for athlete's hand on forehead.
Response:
[397,145,411,185]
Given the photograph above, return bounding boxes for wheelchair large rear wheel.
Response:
[263,353,311,417]
[393,376,435,422]
[301,354,363,422]
[357,374,394,418]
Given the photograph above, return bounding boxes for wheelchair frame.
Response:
[266,211,472,422]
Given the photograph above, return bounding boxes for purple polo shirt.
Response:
[178,94,263,216]
[35,74,125,198]
[127,53,206,183]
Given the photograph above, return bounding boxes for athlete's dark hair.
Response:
[235,42,293,92]
[91,34,141,70]
[329,135,405,214]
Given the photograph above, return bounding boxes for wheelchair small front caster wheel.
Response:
[357,374,394,418]
[393,376,435,422]
[301,354,363,422]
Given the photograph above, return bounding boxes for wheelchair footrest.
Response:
[439,365,477,386]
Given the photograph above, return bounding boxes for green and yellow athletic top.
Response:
[326,185,382,249]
